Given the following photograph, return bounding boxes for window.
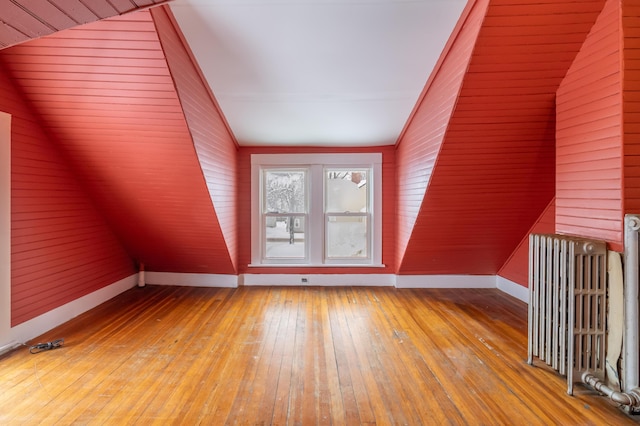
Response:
[251,154,382,266]
[325,169,369,260]
[262,169,307,262]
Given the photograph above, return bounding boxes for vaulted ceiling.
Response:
[0,0,470,147]
[0,0,470,274]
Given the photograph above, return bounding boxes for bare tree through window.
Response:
[263,170,306,259]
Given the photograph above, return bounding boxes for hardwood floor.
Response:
[1,285,638,425]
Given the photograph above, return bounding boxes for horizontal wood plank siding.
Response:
[0,11,236,274]
[152,6,237,272]
[237,146,395,275]
[394,0,487,270]
[0,66,134,326]
[623,0,640,216]
[397,0,605,275]
[498,198,556,287]
[556,0,623,250]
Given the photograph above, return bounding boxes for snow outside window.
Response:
[250,154,382,267]
[325,169,370,260]
[263,169,308,262]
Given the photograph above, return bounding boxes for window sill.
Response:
[248,263,386,268]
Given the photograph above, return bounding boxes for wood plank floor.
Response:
[1,285,638,425]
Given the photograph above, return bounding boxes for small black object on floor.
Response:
[29,338,64,354]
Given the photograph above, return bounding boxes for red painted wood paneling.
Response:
[237,146,396,275]
[396,0,606,275]
[556,0,623,250]
[152,6,238,271]
[623,0,640,216]
[498,198,556,287]
[395,0,488,270]
[0,65,134,326]
[0,11,236,274]
[0,0,168,49]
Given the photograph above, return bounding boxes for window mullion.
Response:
[309,164,324,264]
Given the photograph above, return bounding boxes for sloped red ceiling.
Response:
[151,6,239,270]
[395,0,488,271]
[0,10,237,274]
[0,0,168,49]
[397,0,607,275]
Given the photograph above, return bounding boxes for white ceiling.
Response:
[169,0,467,147]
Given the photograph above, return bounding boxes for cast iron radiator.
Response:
[527,234,607,395]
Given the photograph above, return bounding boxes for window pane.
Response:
[265,216,306,259]
[325,170,368,213]
[326,215,367,258]
[264,170,306,213]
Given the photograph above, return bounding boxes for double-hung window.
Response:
[251,153,382,267]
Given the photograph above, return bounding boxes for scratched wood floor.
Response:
[1,285,638,425]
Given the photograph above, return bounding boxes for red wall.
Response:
[0,12,236,274]
[2,66,134,326]
[498,199,556,287]
[556,0,623,251]
[623,0,640,215]
[397,0,597,275]
[395,0,487,269]
[237,146,396,275]
[153,6,239,272]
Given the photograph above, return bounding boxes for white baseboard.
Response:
[240,274,528,300]
[1,272,529,353]
[0,341,21,356]
[6,274,137,348]
[496,276,529,303]
[145,272,238,288]
[395,275,496,289]
[241,273,395,287]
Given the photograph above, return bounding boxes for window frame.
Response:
[250,153,382,267]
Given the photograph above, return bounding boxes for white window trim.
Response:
[250,153,383,267]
